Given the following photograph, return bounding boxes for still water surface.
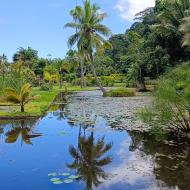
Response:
[0,92,190,190]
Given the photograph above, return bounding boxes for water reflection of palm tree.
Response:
[5,120,42,145]
[67,132,113,190]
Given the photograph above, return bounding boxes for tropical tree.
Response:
[13,47,38,69]
[0,54,8,81]
[126,31,147,91]
[4,83,39,112]
[67,133,112,190]
[65,0,112,94]
[69,6,86,88]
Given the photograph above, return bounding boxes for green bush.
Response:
[40,83,50,91]
[100,76,115,87]
[104,88,135,97]
[72,78,81,86]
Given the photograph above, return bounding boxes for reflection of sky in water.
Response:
[0,91,187,190]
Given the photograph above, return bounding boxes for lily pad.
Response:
[48,173,57,176]
[64,179,73,183]
[50,177,60,182]
[53,180,63,185]
[62,172,70,176]
[68,175,80,179]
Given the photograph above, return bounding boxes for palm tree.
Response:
[0,53,8,81]
[67,133,113,190]
[4,83,39,112]
[65,0,112,94]
[70,6,86,88]
[179,16,190,46]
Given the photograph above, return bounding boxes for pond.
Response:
[0,91,190,190]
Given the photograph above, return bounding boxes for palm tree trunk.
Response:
[90,53,106,94]
[59,73,63,89]
[21,104,24,112]
[79,58,86,88]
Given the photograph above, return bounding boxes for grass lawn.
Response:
[0,86,97,119]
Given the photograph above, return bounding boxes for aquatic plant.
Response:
[48,172,80,185]
[139,63,190,133]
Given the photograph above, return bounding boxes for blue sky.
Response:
[0,0,155,61]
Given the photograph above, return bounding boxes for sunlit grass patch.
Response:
[104,88,135,97]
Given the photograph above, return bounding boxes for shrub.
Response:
[139,62,190,133]
[40,83,50,91]
[72,78,82,86]
[104,88,135,97]
[100,76,114,87]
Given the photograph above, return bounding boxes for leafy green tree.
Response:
[126,31,147,91]
[0,54,8,81]
[65,0,112,94]
[13,47,38,69]
[106,34,129,73]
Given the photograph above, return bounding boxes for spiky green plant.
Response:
[139,62,190,133]
[4,83,39,112]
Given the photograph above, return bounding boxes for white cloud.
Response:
[115,0,155,22]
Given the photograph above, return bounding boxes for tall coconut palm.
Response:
[179,16,190,46]
[65,0,112,94]
[4,83,39,112]
[69,6,86,88]
[67,133,113,190]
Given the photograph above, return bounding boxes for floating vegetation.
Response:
[68,174,80,179]
[48,171,79,185]
[64,179,73,183]
[65,91,151,132]
[50,177,60,182]
[53,180,63,185]
[62,172,70,176]
[48,172,57,176]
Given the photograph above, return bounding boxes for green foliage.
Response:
[149,126,167,141]
[140,62,190,133]
[65,0,112,93]
[180,16,190,46]
[4,83,39,112]
[40,83,50,91]
[104,88,135,97]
